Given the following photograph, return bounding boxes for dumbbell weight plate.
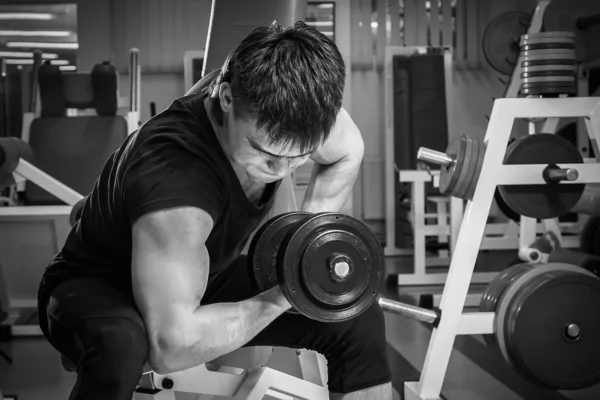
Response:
[496,263,600,390]
[439,134,467,198]
[248,211,312,293]
[479,263,533,347]
[277,213,384,322]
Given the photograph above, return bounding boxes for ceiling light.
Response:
[0,30,71,37]
[0,13,54,20]
[59,65,76,71]
[6,42,78,50]
[0,51,58,59]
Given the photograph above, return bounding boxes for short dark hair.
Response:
[206,21,346,153]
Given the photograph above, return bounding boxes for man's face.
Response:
[217,83,314,184]
[223,111,313,183]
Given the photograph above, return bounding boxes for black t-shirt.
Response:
[39,71,280,300]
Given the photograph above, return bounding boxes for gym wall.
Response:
[350,0,539,236]
[0,0,545,235]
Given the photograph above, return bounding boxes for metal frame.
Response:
[134,353,329,400]
[0,157,84,337]
[384,46,455,257]
[405,97,600,400]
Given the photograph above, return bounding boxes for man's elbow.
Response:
[147,331,182,374]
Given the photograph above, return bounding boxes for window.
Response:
[306,2,335,43]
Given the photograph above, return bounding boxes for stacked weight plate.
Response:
[519,32,577,96]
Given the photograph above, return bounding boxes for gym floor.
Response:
[1,253,599,400]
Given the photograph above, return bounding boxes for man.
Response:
[38,21,392,399]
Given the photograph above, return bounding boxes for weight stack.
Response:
[519,32,577,96]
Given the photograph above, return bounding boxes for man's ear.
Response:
[218,82,234,113]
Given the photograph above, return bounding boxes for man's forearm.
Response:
[152,287,288,373]
[302,157,361,213]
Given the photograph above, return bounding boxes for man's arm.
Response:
[302,107,365,213]
[131,207,290,374]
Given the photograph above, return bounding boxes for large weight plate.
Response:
[497,263,600,389]
[521,59,576,67]
[277,213,384,322]
[580,216,600,257]
[464,137,485,200]
[453,135,476,199]
[520,37,575,46]
[248,211,312,292]
[522,76,575,83]
[497,134,585,219]
[482,11,530,75]
[494,188,520,222]
[520,43,575,52]
[522,64,576,73]
[521,53,577,61]
[439,134,467,197]
[543,0,600,62]
[521,32,576,40]
[479,263,533,347]
[521,70,575,78]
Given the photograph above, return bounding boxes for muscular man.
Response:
[38,21,392,399]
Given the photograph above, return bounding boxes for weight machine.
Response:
[380,0,600,397]
[383,95,600,400]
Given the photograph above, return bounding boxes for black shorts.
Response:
[38,256,391,396]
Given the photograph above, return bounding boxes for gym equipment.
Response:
[0,137,84,340]
[479,263,533,347]
[518,32,577,96]
[382,262,600,390]
[483,0,600,75]
[249,211,311,294]
[496,133,585,219]
[482,11,531,75]
[278,213,383,322]
[580,216,600,257]
[518,231,560,264]
[417,134,484,200]
[394,90,600,400]
[543,0,600,63]
[487,263,600,389]
[549,248,600,277]
[571,183,600,215]
[249,212,383,323]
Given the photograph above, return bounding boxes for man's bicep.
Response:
[131,207,213,341]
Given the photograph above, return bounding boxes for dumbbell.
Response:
[248,211,384,322]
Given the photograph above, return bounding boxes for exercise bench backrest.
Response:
[24,62,128,205]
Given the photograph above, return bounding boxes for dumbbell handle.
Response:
[417,148,454,168]
[378,298,441,326]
